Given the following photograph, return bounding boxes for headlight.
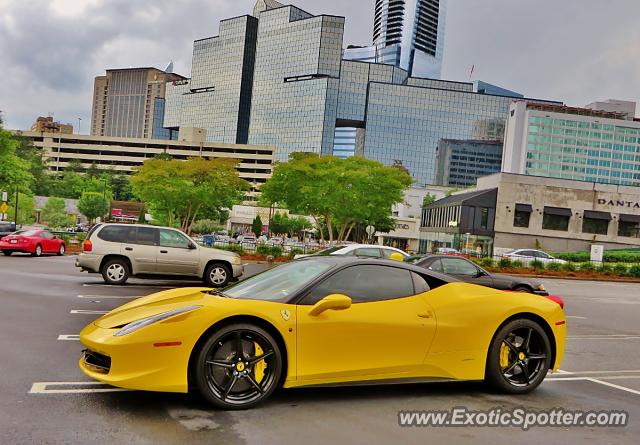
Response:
[537,284,546,291]
[113,306,201,337]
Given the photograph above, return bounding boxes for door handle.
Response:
[417,311,434,319]
[125,247,133,251]
[160,250,168,254]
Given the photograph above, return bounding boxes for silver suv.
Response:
[75,224,243,287]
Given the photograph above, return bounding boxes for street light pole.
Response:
[14,187,19,225]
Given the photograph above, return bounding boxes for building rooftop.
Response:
[525,101,628,120]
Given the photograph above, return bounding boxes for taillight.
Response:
[545,295,564,309]
[83,239,93,252]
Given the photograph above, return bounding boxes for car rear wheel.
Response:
[485,319,551,394]
[204,262,231,288]
[101,258,129,285]
[194,323,283,410]
[57,244,65,256]
[2,251,12,256]
[32,244,42,257]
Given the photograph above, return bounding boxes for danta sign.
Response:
[597,198,640,209]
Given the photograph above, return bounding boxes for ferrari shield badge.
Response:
[280,309,291,321]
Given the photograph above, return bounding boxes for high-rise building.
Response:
[435,139,503,187]
[91,67,185,139]
[344,0,447,79]
[502,100,640,187]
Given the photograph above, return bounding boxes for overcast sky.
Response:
[1,0,639,132]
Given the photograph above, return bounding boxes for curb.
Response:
[499,273,640,284]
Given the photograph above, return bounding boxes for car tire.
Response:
[204,262,231,288]
[2,251,12,256]
[57,244,66,256]
[485,318,551,394]
[32,244,42,257]
[194,323,283,410]
[512,285,532,293]
[101,258,129,285]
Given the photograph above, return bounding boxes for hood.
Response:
[94,287,211,328]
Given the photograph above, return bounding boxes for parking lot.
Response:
[1,254,639,444]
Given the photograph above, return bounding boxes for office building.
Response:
[91,67,186,139]
[420,172,640,254]
[502,100,640,187]
[14,131,274,202]
[31,116,73,134]
[435,139,503,187]
[163,1,558,185]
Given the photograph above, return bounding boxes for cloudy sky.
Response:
[1,0,639,131]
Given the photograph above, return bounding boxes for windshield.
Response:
[313,245,346,256]
[221,260,334,301]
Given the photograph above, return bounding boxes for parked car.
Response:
[503,249,567,265]
[0,229,66,257]
[0,222,17,240]
[75,223,243,287]
[267,237,283,246]
[436,247,461,255]
[294,243,409,260]
[414,255,549,295]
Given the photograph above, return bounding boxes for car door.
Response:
[121,226,158,274]
[533,251,552,264]
[38,231,56,252]
[440,257,494,288]
[296,264,436,382]
[156,228,200,275]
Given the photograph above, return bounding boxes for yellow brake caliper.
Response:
[499,342,511,370]
[253,342,267,384]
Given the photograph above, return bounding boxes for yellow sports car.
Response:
[79,256,566,409]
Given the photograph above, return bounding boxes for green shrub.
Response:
[561,262,576,273]
[270,246,283,258]
[596,263,613,275]
[498,257,512,269]
[479,257,494,268]
[628,264,640,278]
[220,244,246,255]
[554,250,640,264]
[289,248,304,258]
[530,260,545,272]
[613,263,629,276]
[579,262,595,272]
[511,260,524,269]
[256,245,284,257]
[546,262,562,272]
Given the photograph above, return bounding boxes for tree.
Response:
[422,193,436,208]
[78,192,109,223]
[191,219,224,235]
[110,175,134,201]
[8,192,36,225]
[0,117,33,193]
[251,215,263,237]
[41,197,73,228]
[260,154,412,242]
[131,157,248,233]
[288,216,312,239]
[269,212,290,236]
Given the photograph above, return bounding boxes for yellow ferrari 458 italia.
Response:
[79,256,566,409]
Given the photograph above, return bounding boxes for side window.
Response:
[534,251,550,259]
[441,258,479,276]
[412,272,430,294]
[381,248,400,259]
[303,265,415,305]
[423,258,443,273]
[136,227,158,246]
[353,248,382,258]
[41,231,53,239]
[159,229,191,249]
[97,226,132,243]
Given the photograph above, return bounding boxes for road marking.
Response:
[57,334,80,341]
[586,378,640,396]
[555,369,573,374]
[566,334,640,340]
[83,283,174,289]
[70,309,109,315]
[566,315,587,319]
[29,382,132,394]
[77,294,141,299]
[551,369,640,376]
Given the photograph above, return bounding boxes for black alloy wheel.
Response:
[486,319,551,394]
[194,324,282,410]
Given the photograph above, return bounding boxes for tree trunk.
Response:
[344,222,356,242]
[326,214,334,243]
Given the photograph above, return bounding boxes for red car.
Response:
[0,229,66,257]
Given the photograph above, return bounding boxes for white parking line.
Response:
[566,315,587,319]
[77,295,141,299]
[586,378,640,396]
[57,335,80,341]
[552,369,640,375]
[29,382,131,394]
[70,309,109,315]
[566,334,640,340]
[82,283,174,289]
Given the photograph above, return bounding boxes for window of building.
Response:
[582,210,611,235]
[480,207,489,229]
[542,207,571,231]
[618,214,640,238]
[513,204,532,228]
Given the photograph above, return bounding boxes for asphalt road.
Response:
[1,254,639,444]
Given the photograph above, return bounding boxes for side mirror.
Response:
[476,269,487,277]
[189,243,197,250]
[308,294,352,317]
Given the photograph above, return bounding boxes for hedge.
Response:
[554,251,640,263]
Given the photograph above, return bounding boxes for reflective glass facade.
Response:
[435,139,503,187]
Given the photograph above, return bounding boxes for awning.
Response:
[515,203,533,213]
[584,210,612,221]
[619,213,640,223]
[544,206,572,217]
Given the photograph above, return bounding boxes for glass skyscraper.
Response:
[163,1,558,185]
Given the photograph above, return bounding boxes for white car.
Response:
[503,249,567,265]
[294,244,409,260]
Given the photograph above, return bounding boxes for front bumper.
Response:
[232,263,244,278]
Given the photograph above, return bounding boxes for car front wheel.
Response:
[485,319,551,394]
[204,262,231,288]
[194,323,283,410]
[101,259,129,285]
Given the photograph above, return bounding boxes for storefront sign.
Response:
[597,198,640,209]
